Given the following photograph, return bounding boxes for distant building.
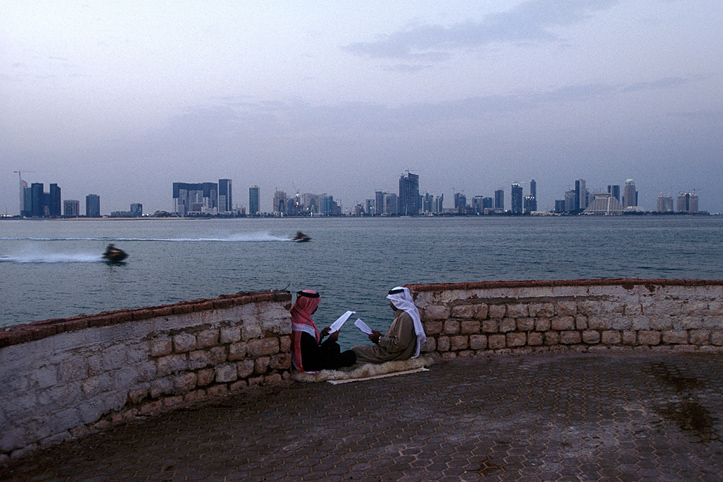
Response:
[49,184,61,217]
[623,179,637,208]
[21,181,32,217]
[554,200,566,213]
[434,194,444,214]
[64,200,80,217]
[365,199,375,215]
[511,183,523,214]
[398,171,420,215]
[86,194,101,217]
[454,192,467,212]
[130,203,143,217]
[524,195,537,213]
[218,179,233,213]
[249,185,260,215]
[321,194,340,215]
[677,192,699,213]
[584,193,623,215]
[384,193,398,215]
[657,195,674,213]
[607,185,621,202]
[575,179,588,211]
[31,183,44,217]
[564,190,576,213]
[300,193,320,214]
[273,190,288,215]
[494,189,504,211]
[172,181,220,215]
[529,179,537,200]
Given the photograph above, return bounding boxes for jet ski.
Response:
[292,231,311,242]
[103,244,128,263]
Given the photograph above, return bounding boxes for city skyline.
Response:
[10,171,707,218]
[2,2,721,214]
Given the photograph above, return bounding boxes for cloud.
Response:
[622,77,693,93]
[342,0,618,62]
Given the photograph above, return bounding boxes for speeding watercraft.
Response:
[102,244,128,263]
[292,231,311,243]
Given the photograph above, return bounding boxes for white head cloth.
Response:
[387,286,426,359]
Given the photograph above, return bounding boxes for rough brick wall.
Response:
[0,291,292,462]
[410,279,723,360]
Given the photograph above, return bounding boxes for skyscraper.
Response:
[676,192,698,213]
[375,191,384,216]
[249,185,260,215]
[398,171,420,215]
[494,189,504,211]
[218,179,232,213]
[623,179,637,208]
[575,179,588,211]
[511,183,523,214]
[49,183,61,217]
[530,179,537,200]
[657,194,674,213]
[86,194,100,217]
[607,185,621,202]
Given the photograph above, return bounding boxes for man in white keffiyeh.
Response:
[351,286,426,363]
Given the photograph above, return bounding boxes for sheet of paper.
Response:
[329,311,355,333]
[354,318,373,335]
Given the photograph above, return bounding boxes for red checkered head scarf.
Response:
[290,289,321,371]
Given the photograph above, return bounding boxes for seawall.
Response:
[0,290,293,463]
[413,279,723,358]
[1,278,723,462]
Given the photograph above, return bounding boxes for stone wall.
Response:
[3,278,723,463]
[411,279,723,359]
[0,291,292,463]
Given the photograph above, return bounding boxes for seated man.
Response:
[291,289,356,372]
[352,286,426,363]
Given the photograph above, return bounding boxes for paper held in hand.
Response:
[328,311,355,333]
[354,318,373,335]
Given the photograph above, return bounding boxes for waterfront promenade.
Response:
[2,350,722,481]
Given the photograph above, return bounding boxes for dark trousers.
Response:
[300,333,357,371]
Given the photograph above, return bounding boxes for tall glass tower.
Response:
[398,171,420,215]
[511,183,523,214]
[219,179,232,213]
[249,185,260,215]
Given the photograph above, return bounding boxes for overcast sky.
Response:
[2,0,722,215]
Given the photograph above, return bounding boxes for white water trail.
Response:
[0,252,103,264]
[0,231,292,242]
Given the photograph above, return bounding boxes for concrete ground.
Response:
[1,350,723,481]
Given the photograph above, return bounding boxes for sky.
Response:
[1,0,722,215]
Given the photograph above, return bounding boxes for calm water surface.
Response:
[2,216,722,347]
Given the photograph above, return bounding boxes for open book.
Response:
[354,318,373,335]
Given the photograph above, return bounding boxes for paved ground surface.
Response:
[2,350,723,481]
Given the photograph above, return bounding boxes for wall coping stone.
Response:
[408,278,723,293]
[0,290,292,349]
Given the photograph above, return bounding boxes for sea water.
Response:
[1,216,722,348]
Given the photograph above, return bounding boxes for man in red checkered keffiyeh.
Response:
[290,290,356,372]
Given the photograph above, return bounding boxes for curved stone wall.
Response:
[0,291,292,463]
[2,279,723,463]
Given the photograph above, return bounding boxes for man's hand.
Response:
[320,326,331,337]
[327,331,339,342]
[369,330,382,344]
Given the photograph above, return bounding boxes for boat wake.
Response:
[0,232,292,243]
[0,253,103,264]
